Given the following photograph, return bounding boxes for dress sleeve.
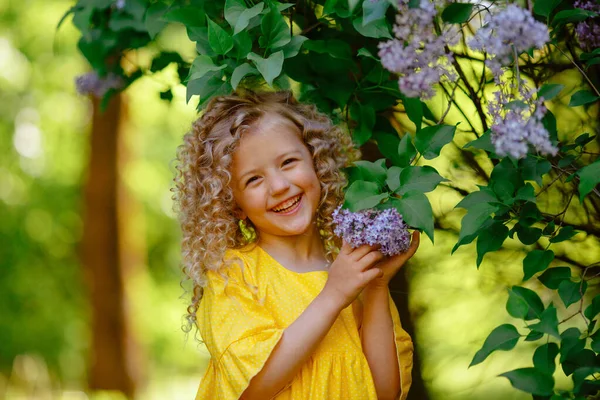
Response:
[196,260,284,400]
[388,291,414,400]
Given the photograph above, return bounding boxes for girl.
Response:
[173,90,419,400]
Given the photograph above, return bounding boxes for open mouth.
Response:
[272,194,302,213]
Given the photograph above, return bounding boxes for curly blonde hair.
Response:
[172,90,360,332]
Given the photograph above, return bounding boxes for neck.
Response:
[257,223,326,264]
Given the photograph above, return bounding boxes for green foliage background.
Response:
[1,0,599,398]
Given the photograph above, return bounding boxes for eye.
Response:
[282,158,297,166]
[246,176,259,185]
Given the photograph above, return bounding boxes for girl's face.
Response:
[230,114,321,239]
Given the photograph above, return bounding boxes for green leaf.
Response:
[391,192,434,242]
[560,328,584,364]
[344,180,386,212]
[144,3,169,39]
[186,71,231,106]
[374,132,402,167]
[558,280,586,308]
[538,267,571,290]
[550,226,578,243]
[397,166,446,195]
[542,109,558,144]
[352,16,392,39]
[162,6,205,27]
[363,0,389,25]
[533,343,559,375]
[523,249,554,281]
[414,124,456,160]
[231,63,259,90]
[441,3,474,24]
[350,104,376,146]
[533,0,562,18]
[226,0,264,35]
[455,187,498,209]
[506,286,545,320]
[576,160,600,201]
[259,6,291,49]
[514,222,543,245]
[207,17,234,55]
[515,183,536,202]
[552,9,598,27]
[397,134,416,167]
[304,39,352,60]
[525,331,544,342]
[476,220,508,267]
[538,83,564,101]
[232,30,253,60]
[386,166,403,192]
[499,368,554,396]
[275,35,307,58]
[585,295,600,320]
[573,367,600,394]
[452,203,498,253]
[353,159,388,188]
[529,305,560,339]
[569,90,600,107]
[464,130,496,155]
[247,51,284,87]
[187,55,227,82]
[403,97,423,131]
[470,324,521,367]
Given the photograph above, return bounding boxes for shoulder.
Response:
[206,243,261,287]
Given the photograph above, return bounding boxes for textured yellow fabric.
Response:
[195,244,413,400]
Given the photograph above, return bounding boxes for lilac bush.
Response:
[332,206,411,256]
[488,82,558,159]
[75,71,125,98]
[378,0,458,99]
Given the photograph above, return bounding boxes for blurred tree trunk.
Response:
[360,142,429,400]
[81,94,142,398]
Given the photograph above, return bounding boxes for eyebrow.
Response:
[239,150,303,183]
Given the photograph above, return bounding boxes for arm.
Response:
[360,286,401,400]
[240,291,343,400]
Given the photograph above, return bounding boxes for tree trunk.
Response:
[81,94,140,398]
[360,141,430,400]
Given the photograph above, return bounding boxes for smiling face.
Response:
[230,113,322,240]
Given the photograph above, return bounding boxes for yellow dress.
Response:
[195,244,413,400]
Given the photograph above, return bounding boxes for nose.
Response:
[268,170,291,196]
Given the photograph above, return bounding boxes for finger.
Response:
[340,240,351,255]
[358,250,384,270]
[350,243,379,261]
[406,231,420,257]
[363,267,384,283]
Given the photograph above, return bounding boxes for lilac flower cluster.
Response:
[115,0,126,10]
[574,0,600,51]
[488,83,558,159]
[469,5,549,77]
[332,206,411,256]
[75,72,125,98]
[378,0,458,99]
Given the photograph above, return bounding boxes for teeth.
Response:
[273,195,301,212]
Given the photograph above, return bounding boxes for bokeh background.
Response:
[1,0,598,399]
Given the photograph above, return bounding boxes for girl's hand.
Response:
[322,241,385,310]
[367,231,421,290]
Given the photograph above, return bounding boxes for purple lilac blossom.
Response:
[378,0,458,99]
[332,206,411,256]
[115,0,126,10]
[488,82,558,159]
[75,72,125,98]
[574,0,600,51]
[469,5,549,78]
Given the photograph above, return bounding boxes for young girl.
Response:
[174,90,419,400]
